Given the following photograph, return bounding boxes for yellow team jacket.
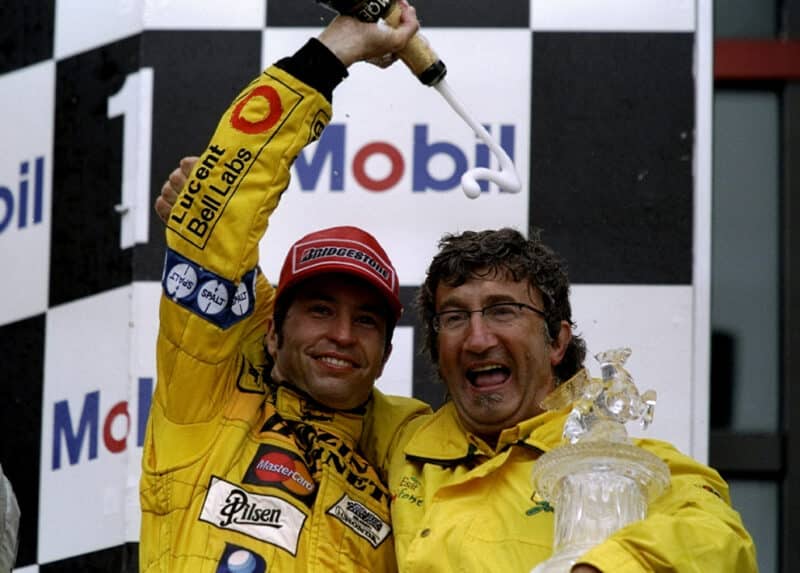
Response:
[139,41,428,573]
[364,372,758,573]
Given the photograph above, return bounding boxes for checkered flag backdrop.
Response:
[0,0,709,570]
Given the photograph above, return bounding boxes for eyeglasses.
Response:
[432,302,546,333]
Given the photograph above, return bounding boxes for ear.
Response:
[549,321,572,366]
[375,342,393,379]
[265,317,278,358]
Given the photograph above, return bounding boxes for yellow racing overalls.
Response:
[139,39,428,573]
[364,370,758,572]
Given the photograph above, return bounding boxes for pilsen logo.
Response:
[243,445,317,506]
[200,476,307,554]
[290,238,396,292]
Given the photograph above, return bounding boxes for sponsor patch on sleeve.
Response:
[162,248,256,329]
[308,109,330,143]
[200,476,307,555]
[326,494,391,549]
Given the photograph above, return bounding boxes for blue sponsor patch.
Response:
[162,248,256,329]
[216,543,266,573]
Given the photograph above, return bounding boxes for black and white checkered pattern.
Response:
[0,0,704,570]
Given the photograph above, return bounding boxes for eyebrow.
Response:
[437,292,519,310]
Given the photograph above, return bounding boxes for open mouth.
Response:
[466,364,511,388]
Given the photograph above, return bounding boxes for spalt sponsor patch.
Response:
[200,476,307,555]
[162,248,256,329]
[326,494,391,549]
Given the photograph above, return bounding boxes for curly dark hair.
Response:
[415,228,586,383]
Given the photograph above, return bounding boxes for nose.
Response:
[462,312,498,353]
[326,313,356,346]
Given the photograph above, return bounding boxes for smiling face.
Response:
[434,272,571,442]
[266,274,392,410]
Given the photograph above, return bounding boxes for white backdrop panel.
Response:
[0,62,54,325]
[572,284,694,453]
[55,0,144,60]
[531,0,695,31]
[260,28,531,286]
[39,287,137,563]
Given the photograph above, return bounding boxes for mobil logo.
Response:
[0,156,45,234]
[51,377,153,470]
[293,122,515,193]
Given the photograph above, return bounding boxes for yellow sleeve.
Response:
[578,439,758,572]
[146,65,332,471]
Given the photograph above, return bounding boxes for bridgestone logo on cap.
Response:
[292,238,396,290]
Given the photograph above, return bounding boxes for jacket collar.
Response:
[402,399,572,465]
[267,378,368,443]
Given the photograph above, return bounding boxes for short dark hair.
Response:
[415,228,586,383]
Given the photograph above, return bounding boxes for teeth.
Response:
[319,356,352,368]
[471,364,505,373]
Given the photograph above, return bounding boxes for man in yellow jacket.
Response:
[362,228,758,572]
[139,5,429,572]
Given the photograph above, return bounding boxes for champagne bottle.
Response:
[316,0,447,85]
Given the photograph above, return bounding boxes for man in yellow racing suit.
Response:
[362,228,758,572]
[139,7,428,572]
[365,387,757,572]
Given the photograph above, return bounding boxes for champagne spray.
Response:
[315,0,521,199]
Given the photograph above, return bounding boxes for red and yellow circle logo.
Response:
[230,86,283,134]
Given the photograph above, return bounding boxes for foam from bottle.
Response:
[434,79,522,199]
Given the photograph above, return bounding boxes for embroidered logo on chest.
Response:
[200,476,307,555]
[526,491,555,516]
[326,494,391,548]
[393,475,424,507]
[243,444,317,506]
[215,543,267,573]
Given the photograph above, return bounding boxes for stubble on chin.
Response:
[474,392,503,409]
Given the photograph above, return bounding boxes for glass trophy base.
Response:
[533,440,670,505]
[530,441,670,573]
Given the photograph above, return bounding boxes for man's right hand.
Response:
[155,156,198,224]
[318,0,419,68]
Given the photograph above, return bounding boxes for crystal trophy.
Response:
[530,348,670,573]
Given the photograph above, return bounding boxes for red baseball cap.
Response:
[275,226,402,322]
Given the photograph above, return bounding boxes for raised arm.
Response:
[145,4,421,472]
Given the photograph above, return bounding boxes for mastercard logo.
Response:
[253,450,316,497]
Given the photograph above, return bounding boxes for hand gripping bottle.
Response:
[316,0,447,85]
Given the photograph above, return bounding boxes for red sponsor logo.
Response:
[293,239,394,289]
[230,86,283,134]
[253,450,315,496]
